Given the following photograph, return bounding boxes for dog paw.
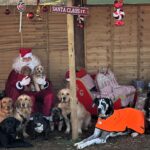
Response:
[131,132,139,138]
[77,143,86,149]
[74,141,83,147]
[65,129,70,134]
[23,132,29,138]
[78,129,82,134]
[58,126,63,131]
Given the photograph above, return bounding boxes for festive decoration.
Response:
[113,0,125,26]
[5,0,11,15]
[5,8,11,15]
[77,15,85,29]
[27,12,34,20]
[17,0,26,12]
[42,5,49,13]
[35,0,42,21]
[17,0,26,32]
[76,1,86,29]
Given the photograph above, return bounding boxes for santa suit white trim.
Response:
[20,52,32,58]
[16,81,23,90]
[12,55,41,73]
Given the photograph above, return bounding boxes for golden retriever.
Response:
[13,94,32,137]
[32,65,46,92]
[57,88,91,134]
[0,97,13,123]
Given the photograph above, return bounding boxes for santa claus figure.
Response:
[5,48,54,116]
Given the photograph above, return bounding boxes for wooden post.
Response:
[137,6,141,80]
[67,0,78,140]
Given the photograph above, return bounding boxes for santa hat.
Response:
[19,48,32,58]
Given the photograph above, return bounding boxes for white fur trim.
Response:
[12,55,41,73]
[20,52,32,58]
[16,81,23,90]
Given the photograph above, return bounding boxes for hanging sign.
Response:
[51,6,89,16]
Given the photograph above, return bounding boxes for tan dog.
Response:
[57,88,91,134]
[0,97,13,123]
[33,65,46,92]
[14,94,32,137]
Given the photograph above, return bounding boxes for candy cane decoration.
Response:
[17,0,26,32]
[77,15,85,29]
[113,0,125,26]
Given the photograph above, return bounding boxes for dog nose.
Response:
[63,97,66,101]
[7,106,10,109]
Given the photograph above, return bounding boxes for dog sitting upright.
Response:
[26,112,50,140]
[74,98,145,149]
[32,65,46,92]
[49,107,64,131]
[13,94,32,138]
[0,97,13,123]
[57,88,91,134]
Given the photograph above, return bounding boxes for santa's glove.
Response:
[20,76,31,86]
[35,77,46,85]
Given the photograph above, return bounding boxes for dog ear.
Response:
[57,90,62,101]
[14,99,20,108]
[105,98,114,116]
[92,98,99,107]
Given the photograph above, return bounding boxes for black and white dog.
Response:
[74,98,145,149]
[26,112,50,140]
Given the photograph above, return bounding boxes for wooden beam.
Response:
[67,0,78,140]
[74,0,85,68]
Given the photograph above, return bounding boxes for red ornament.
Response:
[42,6,49,12]
[27,12,34,19]
[5,8,11,15]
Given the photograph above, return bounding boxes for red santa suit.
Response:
[5,48,55,116]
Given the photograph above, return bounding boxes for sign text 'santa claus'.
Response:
[51,6,89,16]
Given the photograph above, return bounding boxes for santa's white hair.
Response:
[12,55,41,73]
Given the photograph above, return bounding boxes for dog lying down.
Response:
[74,98,145,149]
[0,117,32,148]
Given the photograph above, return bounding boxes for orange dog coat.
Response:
[96,108,145,134]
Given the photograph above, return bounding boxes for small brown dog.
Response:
[0,97,13,123]
[20,66,34,91]
[32,65,46,92]
[57,88,91,134]
[13,94,32,138]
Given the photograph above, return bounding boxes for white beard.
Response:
[12,55,41,73]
